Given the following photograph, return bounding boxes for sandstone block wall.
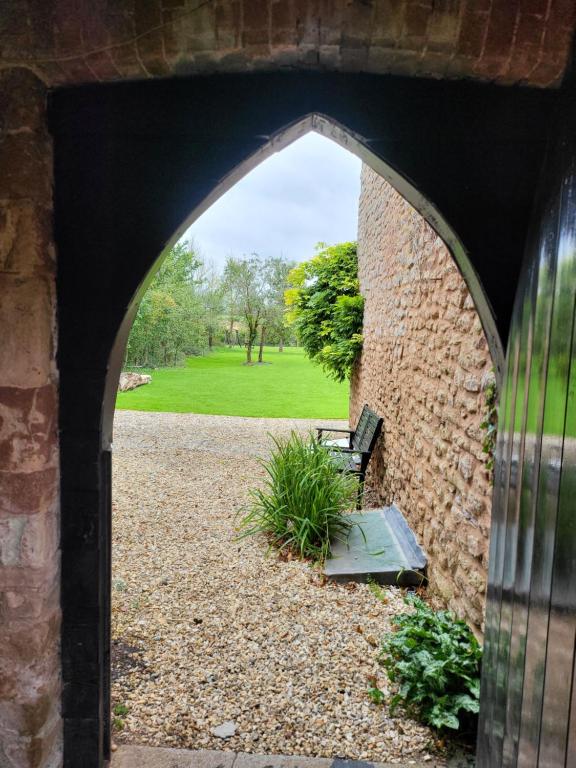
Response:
[0,69,61,768]
[351,165,494,634]
[1,0,574,89]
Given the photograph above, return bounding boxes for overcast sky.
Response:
[179,132,362,270]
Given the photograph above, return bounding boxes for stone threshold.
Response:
[111,745,473,768]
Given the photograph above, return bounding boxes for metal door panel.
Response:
[537,155,576,767]
[501,241,541,766]
[479,294,523,763]
[517,187,565,765]
[495,258,537,764]
[479,99,576,768]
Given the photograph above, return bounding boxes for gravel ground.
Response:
[111,411,444,764]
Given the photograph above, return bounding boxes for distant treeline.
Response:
[125,242,297,368]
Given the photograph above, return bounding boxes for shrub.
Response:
[378,595,482,733]
[285,242,363,382]
[237,431,358,562]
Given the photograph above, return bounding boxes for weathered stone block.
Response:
[464,375,481,392]
[0,467,58,518]
[0,134,52,205]
[458,453,475,481]
[0,276,55,387]
[0,581,58,621]
[0,202,54,278]
[18,512,59,568]
[0,69,47,133]
[0,385,58,473]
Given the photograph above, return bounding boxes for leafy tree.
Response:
[197,261,225,350]
[125,241,205,367]
[222,255,295,364]
[154,239,201,287]
[223,255,267,364]
[223,289,240,347]
[286,241,363,381]
[265,256,296,354]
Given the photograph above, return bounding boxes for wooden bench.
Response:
[316,404,383,508]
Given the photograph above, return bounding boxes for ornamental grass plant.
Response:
[237,431,358,563]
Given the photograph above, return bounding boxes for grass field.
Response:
[115,346,349,418]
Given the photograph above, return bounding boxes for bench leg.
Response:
[356,473,365,510]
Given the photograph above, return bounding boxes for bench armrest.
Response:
[316,426,353,447]
[316,427,353,441]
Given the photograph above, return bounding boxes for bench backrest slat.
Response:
[352,405,383,454]
[354,405,371,448]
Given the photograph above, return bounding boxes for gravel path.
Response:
[111,411,443,764]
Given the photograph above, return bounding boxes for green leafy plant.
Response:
[367,685,385,705]
[367,576,389,604]
[285,242,364,382]
[126,241,207,368]
[237,431,358,563]
[480,374,498,476]
[379,595,481,732]
[113,703,129,717]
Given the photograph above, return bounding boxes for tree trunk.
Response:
[228,318,235,347]
[258,325,266,363]
[246,320,259,364]
[236,330,242,347]
[208,329,213,350]
[278,335,284,353]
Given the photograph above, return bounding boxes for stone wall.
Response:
[351,165,494,634]
[1,0,574,89]
[0,69,61,767]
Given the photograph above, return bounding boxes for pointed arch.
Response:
[51,72,551,767]
[102,112,503,447]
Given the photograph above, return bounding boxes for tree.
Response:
[197,261,225,350]
[125,241,205,367]
[223,255,267,364]
[264,256,296,354]
[285,241,364,381]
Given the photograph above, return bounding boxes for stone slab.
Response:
[233,753,332,768]
[324,506,427,586]
[233,754,446,768]
[111,748,456,768]
[111,746,236,768]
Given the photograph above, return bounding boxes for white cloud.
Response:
[180,131,362,268]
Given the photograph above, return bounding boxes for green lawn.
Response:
[116,346,349,418]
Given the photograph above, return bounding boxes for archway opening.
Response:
[107,119,497,763]
[103,114,502,446]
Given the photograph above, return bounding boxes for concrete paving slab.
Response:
[324,506,427,586]
[111,747,461,768]
[111,745,236,768]
[232,753,333,768]
[233,753,415,768]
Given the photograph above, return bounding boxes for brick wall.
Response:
[351,165,494,634]
[0,0,574,88]
[0,69,61,768]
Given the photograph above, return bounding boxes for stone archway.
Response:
[51,71,552,766]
